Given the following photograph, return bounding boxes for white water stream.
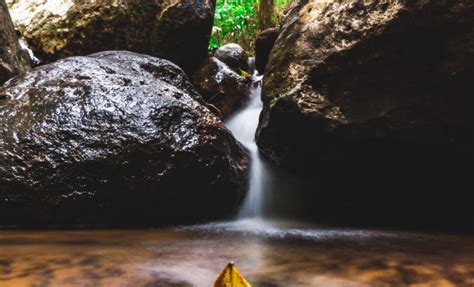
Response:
[226,76,269,219]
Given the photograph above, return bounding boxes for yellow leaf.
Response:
[239,69,250,78]
[214,262,251,287]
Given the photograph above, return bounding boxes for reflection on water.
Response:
[1,220,474,286]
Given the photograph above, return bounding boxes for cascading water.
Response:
[226,76,269,219]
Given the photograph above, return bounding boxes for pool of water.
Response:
[1,219,473,286]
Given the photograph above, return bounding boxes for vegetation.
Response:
[210,0,290,51]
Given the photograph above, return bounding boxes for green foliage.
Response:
[210,0,258,51]
[210,0,291,52]
[275,0,290,10]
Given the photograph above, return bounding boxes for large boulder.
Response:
[193,57,251,118]
[0,0,30,85]
[0,51,249,227]
[8,0,215,75]
[256,0,474,230]
[255,27,279,74]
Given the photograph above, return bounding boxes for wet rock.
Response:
[0,0,30,85]
[193,57,251,119]
[213,43,250,74]
[256,0,474,230]
[254,27,279,74]
[0,50,249,227]
[258,0,474,169]
[8,0,214,75]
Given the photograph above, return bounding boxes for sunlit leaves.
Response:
[209,0,291,51]
[210,0,258,51]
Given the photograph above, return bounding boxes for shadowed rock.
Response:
[0,50,249,227]
[256,0,474,230]
[255,27,279,74]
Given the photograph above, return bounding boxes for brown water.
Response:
[1,219,473,287]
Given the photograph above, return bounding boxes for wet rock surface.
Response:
[8,0,214,75]
[0,0,30,85]
[0,50,249,227]
[256,0,474,230]
[255,27,279,74]
[193,57,251,119]
[213,43,250,74]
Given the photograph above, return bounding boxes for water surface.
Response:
[1,219,473,286]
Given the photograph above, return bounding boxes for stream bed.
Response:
[1,219,473,286]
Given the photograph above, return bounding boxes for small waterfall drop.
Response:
[226,76,269,219]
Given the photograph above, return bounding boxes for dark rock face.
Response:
[151,0,215,75]
[256,0,474,230]
[258,0,474,171]
[213,43,250,74]
[0,0,30,85]
[0,51,249,227]
[254,27,279,74]
[8,0,214,75]
[193,57,251,118]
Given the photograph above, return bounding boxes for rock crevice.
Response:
[0,0,30,85]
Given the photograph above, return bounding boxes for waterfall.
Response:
[18,37,41,65]
[226,76,269,219]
